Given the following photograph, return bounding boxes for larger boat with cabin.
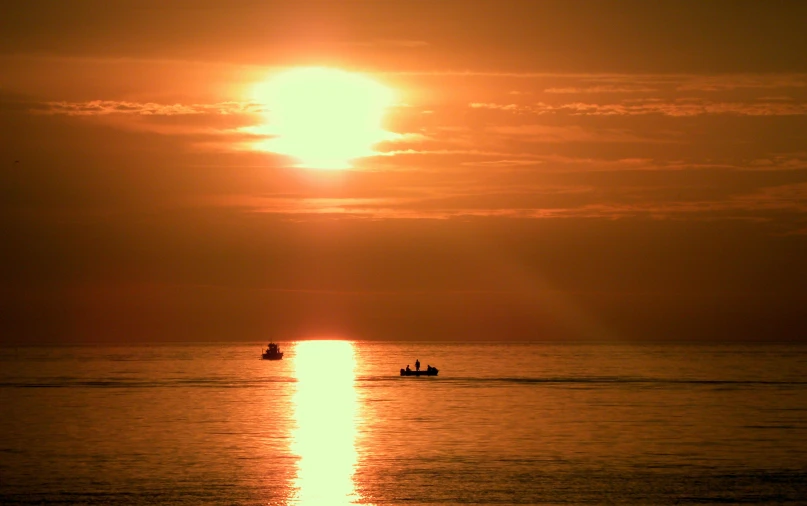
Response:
[262,342,284,360]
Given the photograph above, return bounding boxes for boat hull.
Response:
[262,353,283,360]
[400,369,438,376]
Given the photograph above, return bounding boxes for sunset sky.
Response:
[2,0,806,343]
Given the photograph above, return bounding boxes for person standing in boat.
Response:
[415,359,420,372]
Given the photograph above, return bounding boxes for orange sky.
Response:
[2,0,806,343]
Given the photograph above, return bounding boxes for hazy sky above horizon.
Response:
[2,0,806,343]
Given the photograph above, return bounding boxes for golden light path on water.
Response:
[291,341,359,505]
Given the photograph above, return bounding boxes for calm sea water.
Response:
[1,341,806,505]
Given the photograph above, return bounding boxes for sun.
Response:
[252,67,397,169]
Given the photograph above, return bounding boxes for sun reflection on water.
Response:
[291,340,358,505]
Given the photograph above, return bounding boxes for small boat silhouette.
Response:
[262,342,283,360]
[400,365,438,376]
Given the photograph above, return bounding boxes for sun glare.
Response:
[253,67,396,169]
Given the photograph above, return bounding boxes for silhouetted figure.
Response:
[426,365,432,373]
[415,359,420,371]
[406,364,411,372]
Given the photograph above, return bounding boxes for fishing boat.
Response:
[400,366,438,376]
[262,342,283,360]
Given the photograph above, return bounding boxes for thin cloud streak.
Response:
[470,100,807,116]
[36,100,265,116]
[208,180,807,232]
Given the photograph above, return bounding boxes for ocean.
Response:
[1,341,806,505]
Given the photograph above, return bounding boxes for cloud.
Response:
[543,85,658,94]
[734,182,807,210]
[345,39,429,48]
[460,159,543,168]
[241,196,807,225]
[36,100,265,116]
[470,99,807,116]
[20,99,274,152]
[675,75,807,92]
[747,154,807,172]
[484,124,655,143]
[193,169,807,233]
